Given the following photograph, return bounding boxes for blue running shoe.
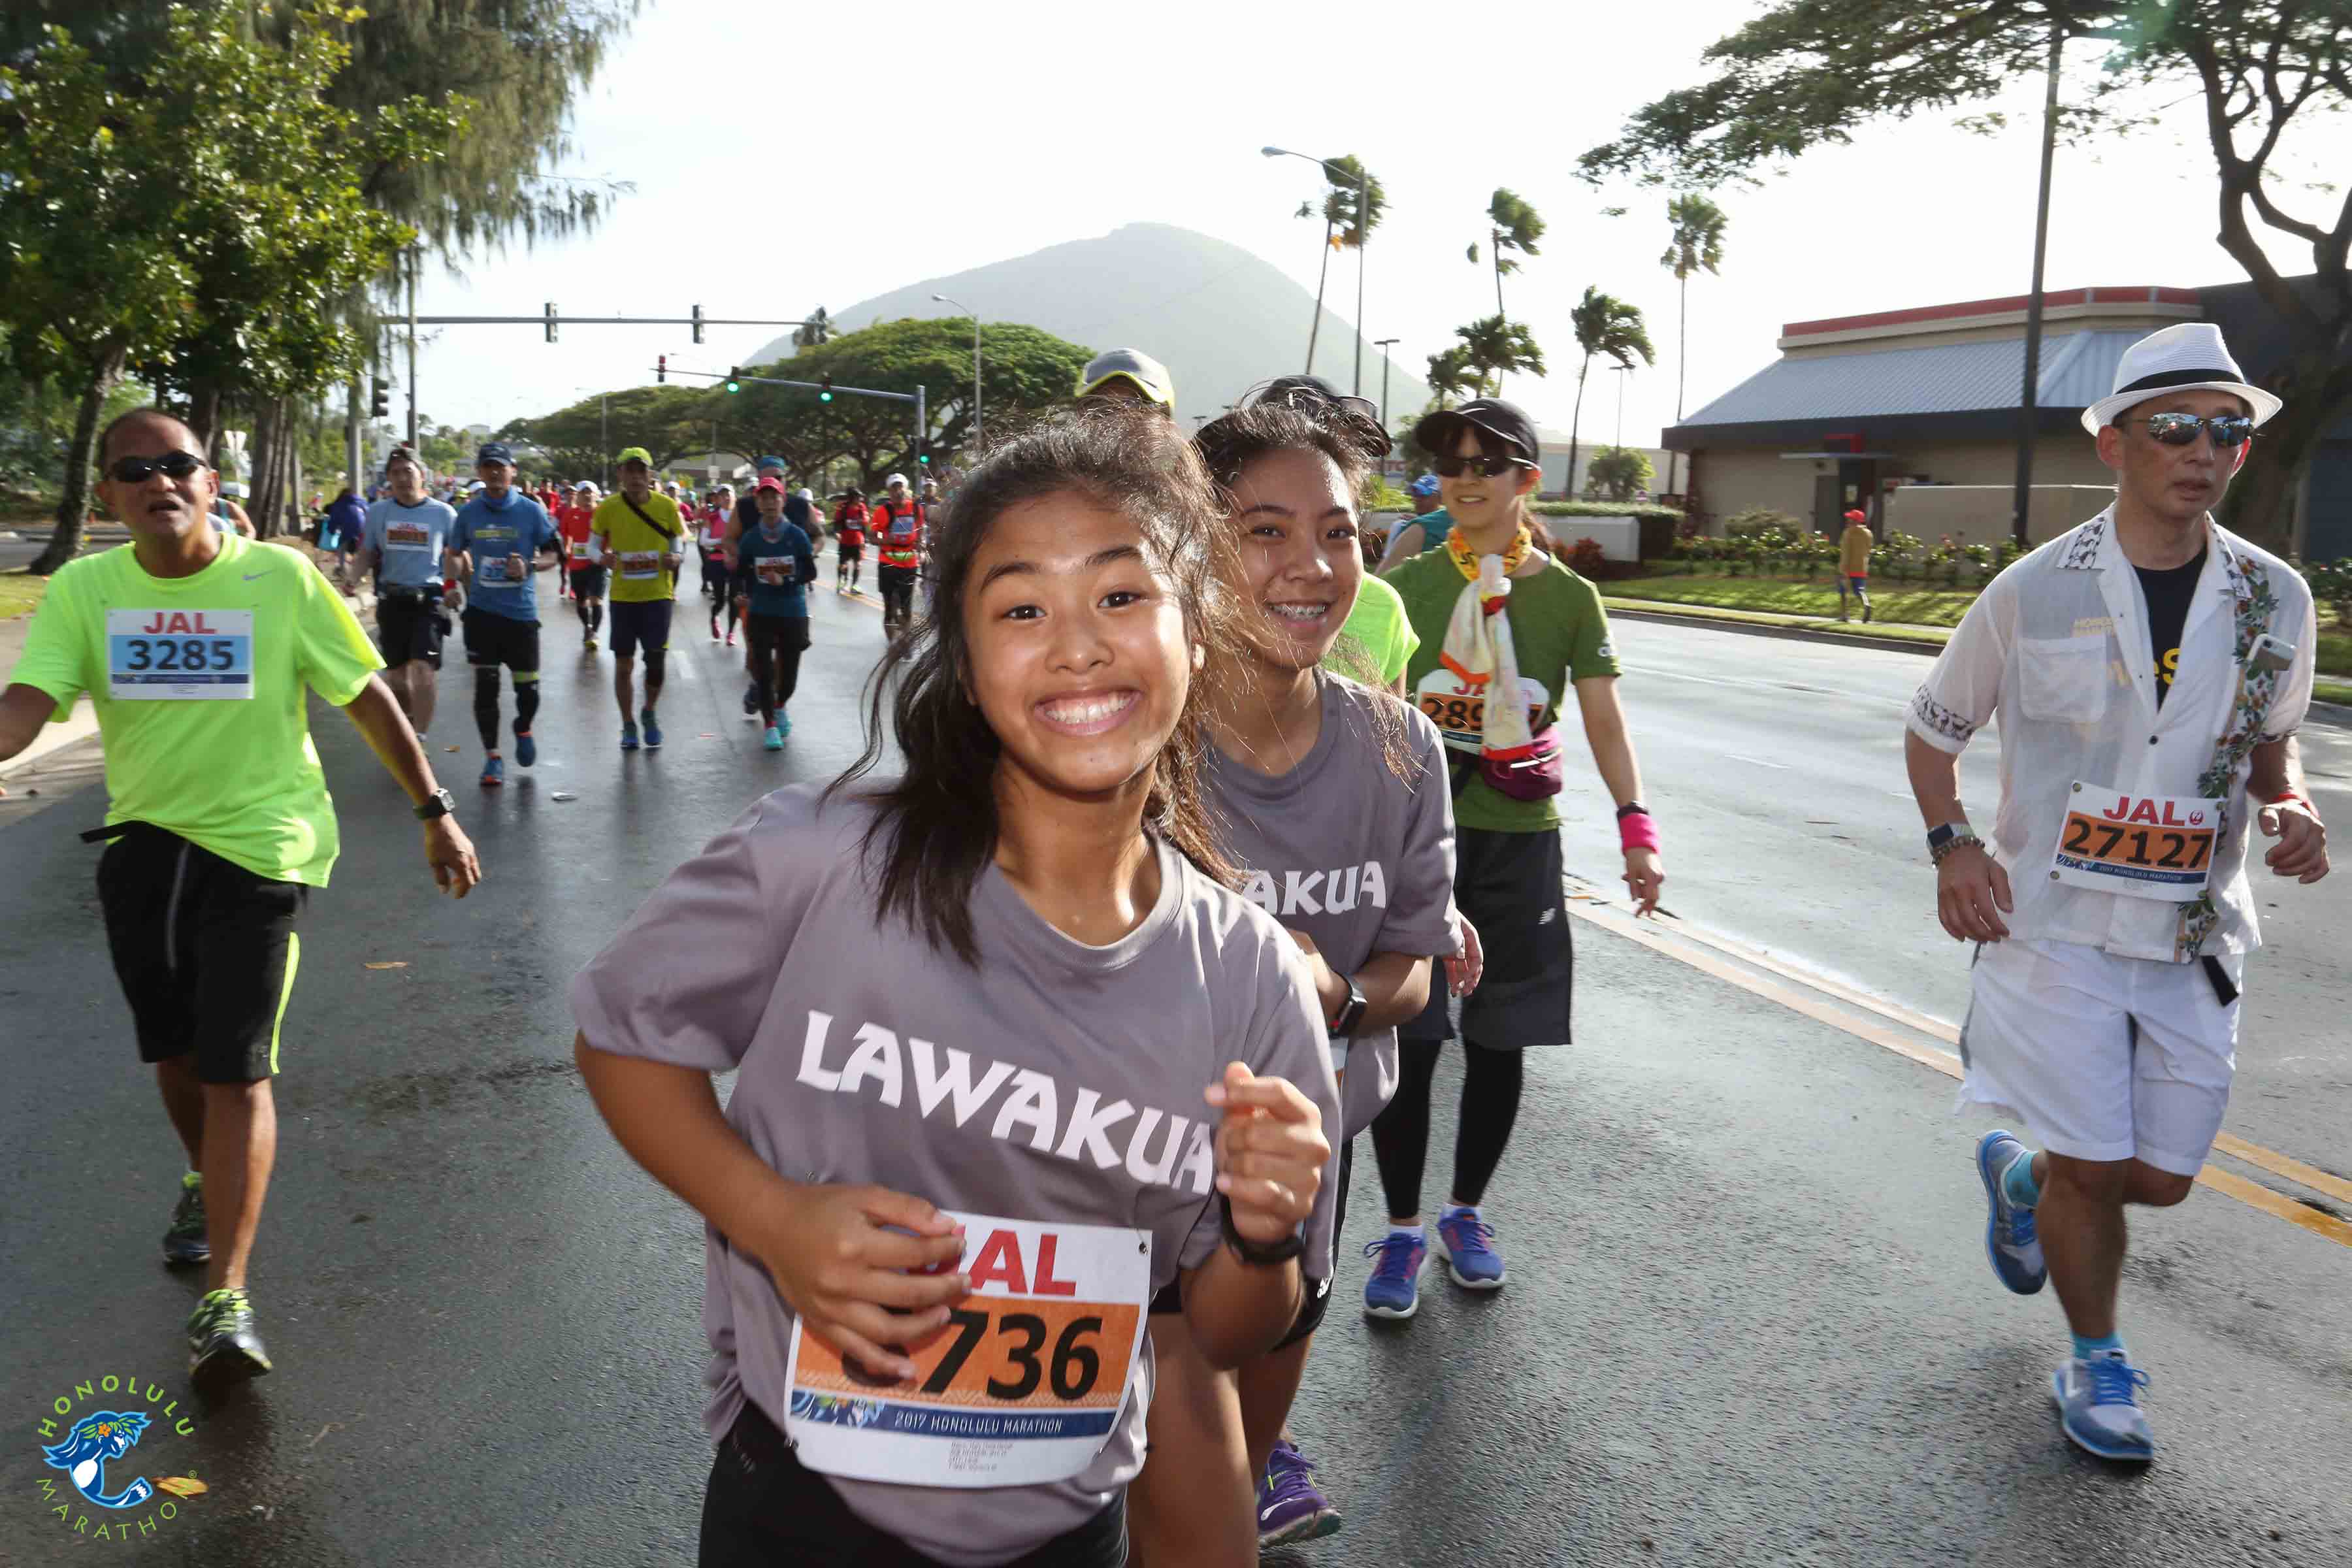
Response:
[2051,1352,2154,1462]
[762,725,783,751]
[776,711,792,739]
[1362,1232,1426,1319]
[619,723,639,751]
[514,726,536,768]
[1976,1129,2046,1295]
[641,708,662,749]
[1436,1209,1505,1290]
[479,755,504,788]
[1257,1437,1341,1546]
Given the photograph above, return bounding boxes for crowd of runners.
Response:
[0,323,2329,1564]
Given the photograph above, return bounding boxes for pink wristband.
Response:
[1618,811,1660,853]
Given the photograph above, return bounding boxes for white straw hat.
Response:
[2081,321,2281,435]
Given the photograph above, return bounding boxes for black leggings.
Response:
[745,614,808,725]
[1367,1038,1524,1217]
[473,668,539,750]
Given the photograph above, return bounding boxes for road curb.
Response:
[1602,602,1946,657]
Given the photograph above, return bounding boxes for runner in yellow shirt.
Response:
[585,448,687,751]
[0,407,480,1387]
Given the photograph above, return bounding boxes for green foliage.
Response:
[1424,347,1479,410]
[1454,314,1546,397]
[1531,500,1686,521]
[2304,559,2352,629]
[1571,287,1657,374]
[1320,154,1387,249]
[1585,446,1656,500]
[1660,194,1728,282]
[500,385,711,474]
[1362,476,1413,513]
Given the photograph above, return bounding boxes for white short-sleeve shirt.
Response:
[1906,506,2315,962]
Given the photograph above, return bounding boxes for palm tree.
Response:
[1298,155,1384,378]
[1659,194,1727,498]
[1567,287,1655,498]
[1455,314,1545,399]
[794,306,833,350]
[1426,344,1479,410]
[1467,189,1546,319]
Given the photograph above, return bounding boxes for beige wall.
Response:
[1689,449,1817,529]
[1885,485,2114,547]
[1688,435,2114,536]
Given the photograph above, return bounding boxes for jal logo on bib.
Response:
[106,610,253,700]
[2050,781,2220,901]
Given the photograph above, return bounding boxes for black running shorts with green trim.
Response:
[96,825,306,1084]
[461,605,541,673]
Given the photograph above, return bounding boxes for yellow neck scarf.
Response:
[1445,524,1531,585]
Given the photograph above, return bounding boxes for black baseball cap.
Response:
[1414,398,1539,463]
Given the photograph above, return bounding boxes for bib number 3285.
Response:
[2049,781,2221,902]
[106,610,253,700]
[783,1213,1149,1488]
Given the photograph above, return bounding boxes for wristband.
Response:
[1218,1196,1306,1266]
[2265,791,2306,809]
[1618,810,1660,854]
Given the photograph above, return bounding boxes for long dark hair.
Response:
[832,404,1240,965]
[1194,398,1418,782]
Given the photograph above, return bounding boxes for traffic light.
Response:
[725,367,741,394]
[370,376,390,418]
[543,301,558,344]
[917,449,930,466]
[657,354,667,384]
[818,374,832,403]
[691,304,706,345]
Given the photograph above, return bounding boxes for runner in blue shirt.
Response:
[446,443,561,787]
[730,478,818,749]
[361,449,459,743]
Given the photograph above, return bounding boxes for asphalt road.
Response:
[1,574,2345,1566]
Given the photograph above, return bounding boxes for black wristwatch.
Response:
[1219,1196,1307,1266]
[1327,975,1369,1038]
[1925,821,1971,855]
[414,787,456,823]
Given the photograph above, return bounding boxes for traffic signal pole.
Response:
[669,365,931,482]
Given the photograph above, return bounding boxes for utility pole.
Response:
[1352,165,1367,399]
[404,248,418,449]
[2010,20,2066,550]
[345,370,363,498]
[1374,338,1400,432]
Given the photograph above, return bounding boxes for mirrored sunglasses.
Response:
[2144,412,2255,448]
[107,451,207,483]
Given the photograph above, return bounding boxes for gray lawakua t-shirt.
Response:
[1205,675,1459,1142]
[568,783,1339,1567]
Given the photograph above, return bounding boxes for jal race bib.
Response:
[617,550,662,580]
[1413,668,1550,755]
[783,1212,1149,1488]
[2050,781,2222,902]
[106,609,253,700]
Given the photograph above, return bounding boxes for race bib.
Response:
[2050,781,2221,902]
[476,557,510,584]
[384,522,434,553]
[783,1213,1149,1488]
[618,551,662,580]
[1413,668,1549,754]
[757,559,789,585]
[107,609,253,700]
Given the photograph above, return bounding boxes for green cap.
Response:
[615,446,653,468]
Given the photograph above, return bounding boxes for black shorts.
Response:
[608,598,674,659]
[461,606,540,673]
[569,564,608,598]
[1147,1139,1351,1350]
[701,1400,1126,1567]
[376,591,444,670]
[95,825,306,1084]
[838,542,863,562]
[1399,824,1572,1049]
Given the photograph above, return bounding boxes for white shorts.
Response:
[1956,937,2242,1176]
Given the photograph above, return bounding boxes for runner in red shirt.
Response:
[833,492,868,596]
[870,474,925,634]
[557,481,606,651]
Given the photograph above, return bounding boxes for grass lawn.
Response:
[1605,574,1979,629]
[0,571,47,621]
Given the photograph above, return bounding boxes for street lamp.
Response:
[931,293,981,448]
[1611,364,1635,451]
[1263,146,1371,399]
[1373,338,1400,433]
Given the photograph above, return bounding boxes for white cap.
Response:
[797,487,814,500]
[2082,321,2281,434]
[886,472,908,486]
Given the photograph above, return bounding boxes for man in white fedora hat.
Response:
[1901,320,2326,1462]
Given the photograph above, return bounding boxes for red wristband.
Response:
[2266,791,2306,809]
[1619,811,1660,853]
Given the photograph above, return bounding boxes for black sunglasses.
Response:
[1431,453,1534,479]
[1259,385,1380,425]
[107,451,208,484]
[2143,412,2255,449]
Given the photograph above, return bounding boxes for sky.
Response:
[404,0,2325,452]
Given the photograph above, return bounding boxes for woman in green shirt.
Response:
[1363,397,1664,1317]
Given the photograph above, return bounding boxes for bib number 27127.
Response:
[783,1213,1149,1488]
[2049,781,2221,902]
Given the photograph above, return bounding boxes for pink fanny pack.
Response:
[1467,725,1565,802]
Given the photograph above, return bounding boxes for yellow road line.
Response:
[1563,893,2352,1250]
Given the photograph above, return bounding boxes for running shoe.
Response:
[1362,1232,1426,1319]
[161,1172,208,1266]
[641,709,663,749]
[742,682,761,717]
[710,623,721,642]
[584,634,598,651]
[480,756,504,788]
[187,1287,271,1386]
[1258,1437,1341,1546]
[1436,1209,1505,1290]
[2051,1352,2154,1462]
[1976,1129,2046,1295]
[762,725,784,751]
[776,712,792,739]
[619,723,639,751]
[514,727,536,768]
[725,632,736,647]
